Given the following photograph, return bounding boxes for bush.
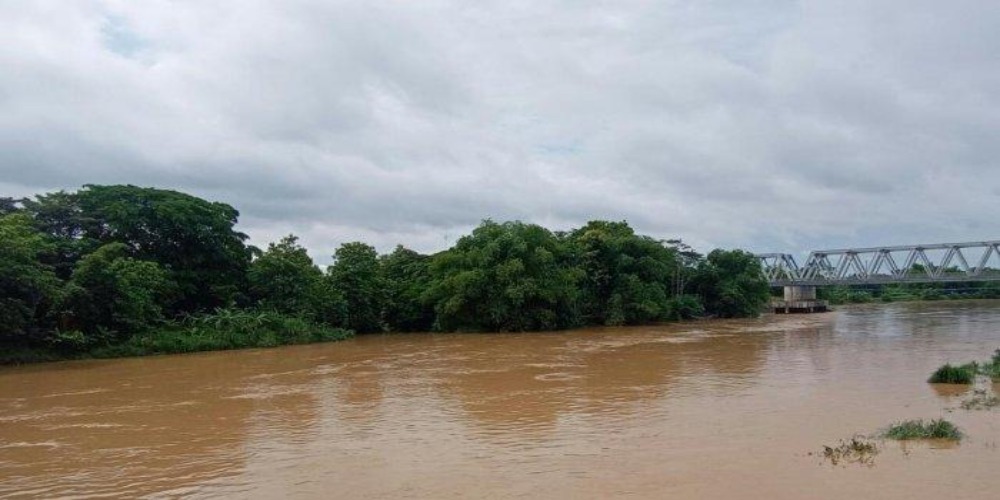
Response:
[665,294,705,321]
[884,419,962,440]
[928,363,976,384]
[90,309,353,358]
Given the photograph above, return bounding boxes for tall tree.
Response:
[0,197,23,216]
[75,185,253,312]
[569,220,687,325]
[0,214,60,343]
[22,191,96,279]
[692,249,770,318]
[249,235,323,315]
[426,220,582,332]
[328,242,385,333]
[380,245,435,332]
[249,235,347,325]
[58,243,173,340]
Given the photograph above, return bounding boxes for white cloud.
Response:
[2,0,998,264]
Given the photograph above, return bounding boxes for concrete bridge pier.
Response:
[784,285,817,302]
[771,285,828,314]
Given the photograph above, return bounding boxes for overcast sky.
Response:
[2,1,999,264]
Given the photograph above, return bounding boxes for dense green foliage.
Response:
[928,349,1000,383]
[928,363,976,384]
[380,246,435,332]
[90,309,353,359]
[691,249,771,318]
[77,185,253,312]
[426,221,583,331]
[58,243,173,343]
[569,221,693,325]
[0,214,60,343]
[328,242,386,333]
[817,281,1000,304]
[248,235,346,324]
[883,419,962,440]
[1,185,771,364]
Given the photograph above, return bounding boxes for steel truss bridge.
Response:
[757,241,1000,287]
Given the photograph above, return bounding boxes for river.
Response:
[2,300,1000,498]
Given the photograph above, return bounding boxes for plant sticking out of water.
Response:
[883,419,962,441]
[960,389,1000,410]
[980,349,1000,381]
[928,363,976,384]
[818,437,879,467]
[930,349,1000,385]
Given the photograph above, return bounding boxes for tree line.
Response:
[0,185,769,362]
[818,280,1000,304]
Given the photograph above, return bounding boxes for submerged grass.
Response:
[819,437,879,466]
[960,389,1000,410]
[884,419,962,441]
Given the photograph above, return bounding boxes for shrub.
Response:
[884,419,961,440]
[928,363,976,384]
[90,308,354,358]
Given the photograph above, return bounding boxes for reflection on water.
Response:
[3,301,1000,498]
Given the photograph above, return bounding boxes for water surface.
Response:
[3,301,1000,498]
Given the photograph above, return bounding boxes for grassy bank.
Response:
[0,310,354,365]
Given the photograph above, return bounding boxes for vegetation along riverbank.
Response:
[817,281,1000,304]
[0,185,769,365]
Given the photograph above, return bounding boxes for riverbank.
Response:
[816,284,1000,304]
[0,308,747,366]
[0,310,353,365]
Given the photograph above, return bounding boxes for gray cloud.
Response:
[2,0,999,264]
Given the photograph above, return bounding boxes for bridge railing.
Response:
[757,241,1000,286]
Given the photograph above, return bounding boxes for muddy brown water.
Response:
[3,301,1000,498]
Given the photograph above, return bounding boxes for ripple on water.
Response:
[534,372,583,382]
[0,441,63,450]
[39,422,128,431]
[223,387,309,400]
[39,388,110,398]
[311,364,344,375]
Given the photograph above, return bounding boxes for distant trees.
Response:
[248,235,347,325]
[58,243,172,341]
[74,185,253,312]
[570,220,679,325]
[818,280,1000,304]
[328,242,385,333]
[380,246,435,332]
[0,213,60,343]
[425,221,583,332]
[690,249,770,318]
[0,185,773,363]
[19,185,252,312]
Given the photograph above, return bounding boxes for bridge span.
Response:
[757,240,1000,286]
[755,240,1000,313]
